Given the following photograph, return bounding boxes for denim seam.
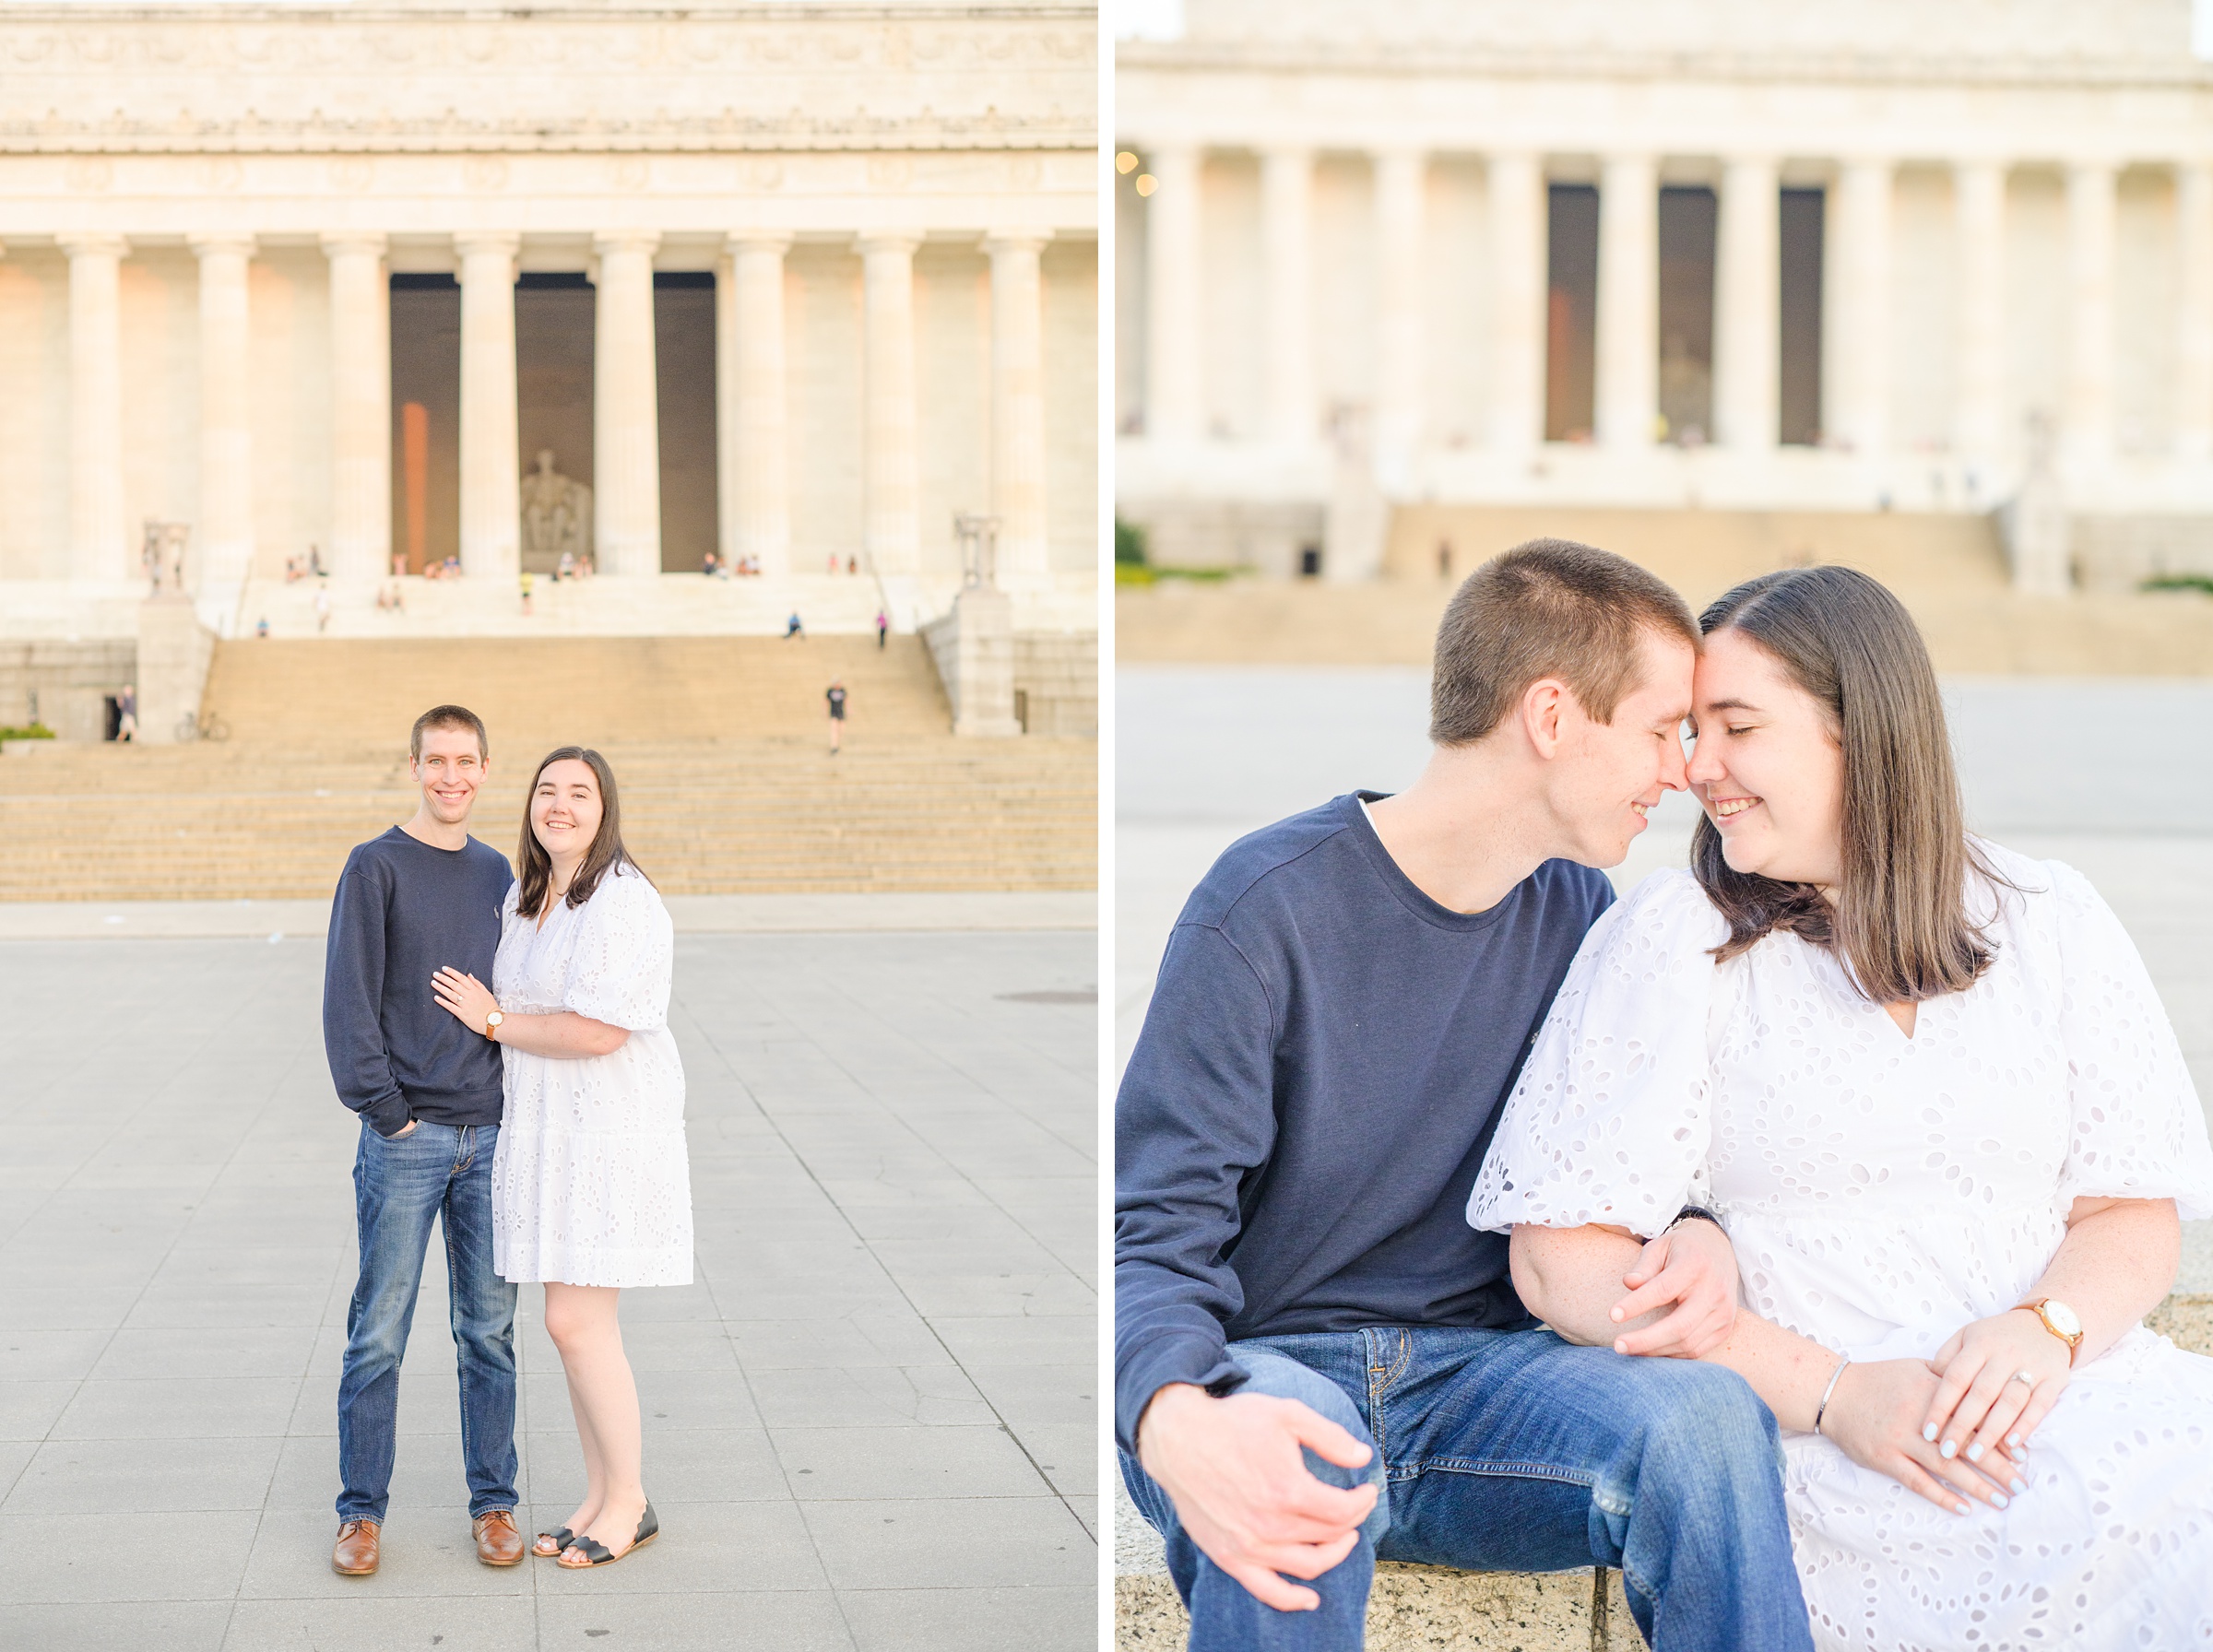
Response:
[443,1169,479,1504]
[1396,1457,1598,1490]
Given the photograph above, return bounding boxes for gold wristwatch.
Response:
[2017,1297,2084,1361]
[484,1009,505,1041]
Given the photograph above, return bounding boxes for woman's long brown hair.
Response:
[516,746,652,921]
[1691,566,2004,1003]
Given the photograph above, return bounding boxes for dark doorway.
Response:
[517,272,596,549]
[1298,544,1321,577]
[1779,189,1826,447]
[1544,184,1599,443]
[389,274,460,575]
[1657,187,1717,445]
[654,273,719,574]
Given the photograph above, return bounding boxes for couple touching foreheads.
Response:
[322,706,693,1577]
[1117,540,2213,1650]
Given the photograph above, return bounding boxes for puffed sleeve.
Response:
[1468,869,1727,1239]
[2045,860,2213,1217]
[563,867,674,1032]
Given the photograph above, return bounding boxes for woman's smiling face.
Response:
[532,757,604,864]
[1686,626,1846,890]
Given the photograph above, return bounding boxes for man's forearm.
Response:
[1509,1223,1664,1345]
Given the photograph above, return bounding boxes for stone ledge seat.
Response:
[1115,1293,2213,1652]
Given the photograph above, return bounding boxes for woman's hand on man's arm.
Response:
[1508,1220,1739,1359]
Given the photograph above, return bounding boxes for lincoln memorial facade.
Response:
[0,1,1097,647]
[1116,0,2213,584]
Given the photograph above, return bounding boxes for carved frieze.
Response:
[0,6,1098,155]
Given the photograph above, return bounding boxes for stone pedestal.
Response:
[922,585,1022,738]
[136,598,217,746]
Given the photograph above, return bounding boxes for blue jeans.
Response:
[337,1120,519,1524]
[1120,1328,1812,1652]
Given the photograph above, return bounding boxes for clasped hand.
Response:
[1606,1221,1739,1359]
[1822,1311,2069,1516]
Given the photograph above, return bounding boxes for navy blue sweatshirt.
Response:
[1113,793,1615,1454]
[322,827,515,1138]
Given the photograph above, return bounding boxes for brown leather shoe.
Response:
[332,1518,380,1575]
[473,1508,526,1566]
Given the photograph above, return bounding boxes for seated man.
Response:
[1116,540,1813,1651]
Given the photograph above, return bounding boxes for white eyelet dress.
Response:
[490,863,693,1288]
[1469,843,2213,1651]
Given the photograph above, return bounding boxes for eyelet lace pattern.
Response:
[490,864,693,1288]
[1469,845,2213,1648]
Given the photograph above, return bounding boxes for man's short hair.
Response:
[410,703,489,763]
[1429,538,1699,746]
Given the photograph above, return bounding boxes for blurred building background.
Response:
[1114,0,2213,666]
[0,0,1098,902]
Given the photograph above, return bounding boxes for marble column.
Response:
[593,231,663,576]
[1832,159,1894,457]
[1714,157,1781,455]
[188,235,255,603]
[720,232,791,579]
[1953,160,2007,464]
[1372,150,1427,488]
[858,233,921,578]
[2176,163,2213,463]
[1260,147,1316,447]
[1142,145,1201,445]
[323,234,391,584]
[2064,161,2117,467]
[454,232,520,579]
[59,233,129,584]
[1488,152,1546,455]
[985,231,1051,593]
[1595,154,1658,454]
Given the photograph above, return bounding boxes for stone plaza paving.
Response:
[0,928,1096,1652]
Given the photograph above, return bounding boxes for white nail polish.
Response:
[2010,1479,2028,1495]
[1940,1439,1957,1459]
[1966,1444,1982,1463]
[1991,1493,2007,1509]
[1922,1423,1938,1442]
[2005,1434,2021,1448]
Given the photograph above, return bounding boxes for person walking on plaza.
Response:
[826,678,847,754]
[431,747,693,1569]
[875,608,889,650]
[322,704,526,1578]
[784,610,805,640]
[115,682,136,742]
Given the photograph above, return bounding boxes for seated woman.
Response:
[1469,565,2213,1649]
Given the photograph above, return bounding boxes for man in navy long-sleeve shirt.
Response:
[321,704,526,1577]
[1117,542,1814,1651]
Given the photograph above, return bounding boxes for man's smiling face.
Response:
[412,726,486,826]
[1549,627,1696,868]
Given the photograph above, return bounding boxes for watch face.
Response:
[2044,1299,2082,1339]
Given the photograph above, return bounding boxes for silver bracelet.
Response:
[1813,1357,1850,1436]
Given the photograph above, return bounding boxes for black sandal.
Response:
[533,1526,574,1557]
[562,1503,658,1567]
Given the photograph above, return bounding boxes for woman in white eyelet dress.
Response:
[1475,856,2213,1648]
[490,860,692,1290]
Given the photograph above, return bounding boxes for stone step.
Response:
[1115,1294,2213,1651]
[1,633,1095,900]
